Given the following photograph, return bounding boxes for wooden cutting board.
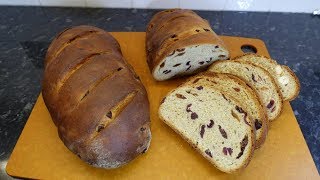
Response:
[6,32,319,179]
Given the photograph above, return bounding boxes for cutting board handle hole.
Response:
[241,45,257,54]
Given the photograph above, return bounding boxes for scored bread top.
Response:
[209,60,283,121]
[185,72,268,148]
[42,25,151,168]
[234,53,300,101]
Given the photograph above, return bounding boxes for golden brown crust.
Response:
[42,26,151,168]
[146,9,229,77]
[281,65,301,101]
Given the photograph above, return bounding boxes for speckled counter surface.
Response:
[0,6,319,179]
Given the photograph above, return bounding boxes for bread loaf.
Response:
[209,60,283,121]
[159,81,255,173]
[234,54,300,101]
[42,25,151,168]
[185,72,268,148]
[146,9,229,81]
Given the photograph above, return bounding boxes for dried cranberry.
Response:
[251,74,257,82]
[176,93,186,99]
[267,100,275,109]
[207,120,214,128]
[222,94,229,101]
[222,147,228,155]
[200,125,206,138]
[186,104,192,112]
[205,149,212,158]
[235,106,245,113]
[255,119,262,130]
[227,148,233,155]
[160,97,166,104]
[219,125,228,139]
[160,62,165,68]
[196,86,203,90]
[191,112,198,120]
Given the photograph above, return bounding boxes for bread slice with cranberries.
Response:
[209,60,283,121]
[234,53,300,101]
[185,72,268,149]
[146,9,229,81]
[159,84,255,173]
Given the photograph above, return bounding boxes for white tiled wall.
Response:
[0,0,319,13]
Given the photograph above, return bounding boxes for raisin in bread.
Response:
[185,72,268,148]
[159,84,255,173]
[146,9,229,81]
[234,54,300,101]
[209,60,283,121]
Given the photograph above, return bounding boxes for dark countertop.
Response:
[0,6,319,179]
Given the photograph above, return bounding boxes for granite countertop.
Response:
[0,6,319,179]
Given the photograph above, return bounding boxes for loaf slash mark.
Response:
[93,90,138,137]
[56,51,111,93]
[47,30,99,67]
[79,66,123,102]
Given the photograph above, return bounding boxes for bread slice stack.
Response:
[159,54,300,173]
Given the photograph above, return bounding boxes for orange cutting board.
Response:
[6,32,319,179]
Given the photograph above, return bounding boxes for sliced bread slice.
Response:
[208,60,283,121]
[234,54,300,101]
[159,84,255,173]
[185,72,268,148]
